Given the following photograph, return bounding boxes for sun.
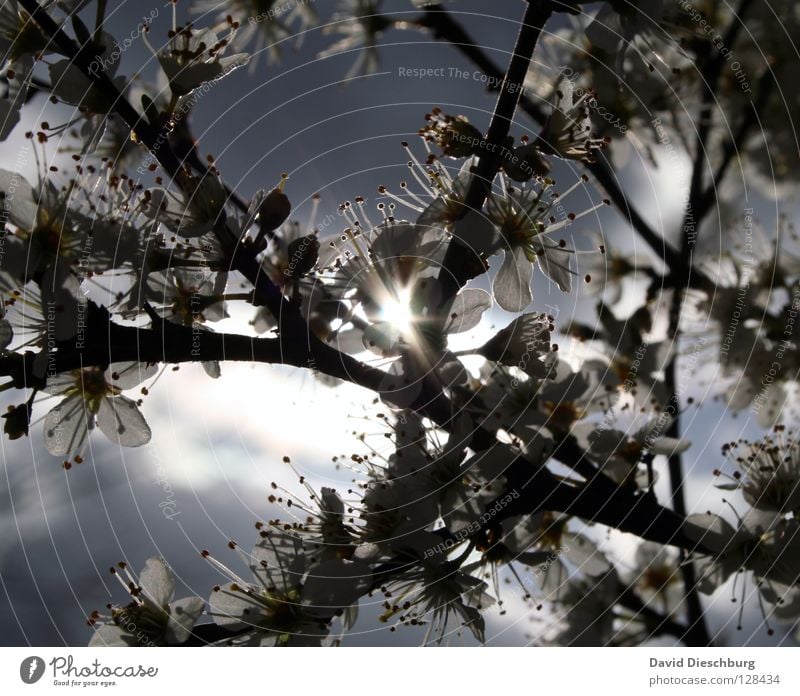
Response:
[379,287,415,335]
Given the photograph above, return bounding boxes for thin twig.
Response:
[694,67,774,223]
[10,2,723,639]
[419,4,693,281]
[435,0,554,306]
[661,0,755,647]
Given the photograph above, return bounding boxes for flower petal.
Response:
[301,559,372,618]
[535,241,572,292]
[88,623,135,647]
[39,265,85,341]
[649,435,691,455]
[96,396,152,447]
[565,532,612,576]
[166,596,205,644]
[446,288,491,334]
[249,533,306,593]
[208,582,254,629]
[0,169,37,230]
[105,362,158,390]
[494,246,532,312]
[139,557,175,607]
[44,395,90,457]
[684,513,743,555]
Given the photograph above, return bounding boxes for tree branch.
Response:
[16,0,459,427]
[434,0,554,306]
[659,1,755,647]
[13,2,721,649]
[694,67,774,223]
[419,3,693,280]
[680,0,754,257]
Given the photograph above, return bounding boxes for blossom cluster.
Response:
[0,0,798,648]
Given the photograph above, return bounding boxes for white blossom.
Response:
[206,533,371,646]
[89,558,204,647]
[42,362,155,460]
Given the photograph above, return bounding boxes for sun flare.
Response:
[379,288,415,335]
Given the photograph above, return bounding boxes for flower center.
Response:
[540,400,583,431]
[537,512,565,549]
[112,602,169,645]
[69,369,115,414]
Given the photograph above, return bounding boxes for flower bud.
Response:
[420,110,483,158]
[258,186,291,232]
[284,235,320,279]
[505,142,551,181]
[3,403,32,440]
